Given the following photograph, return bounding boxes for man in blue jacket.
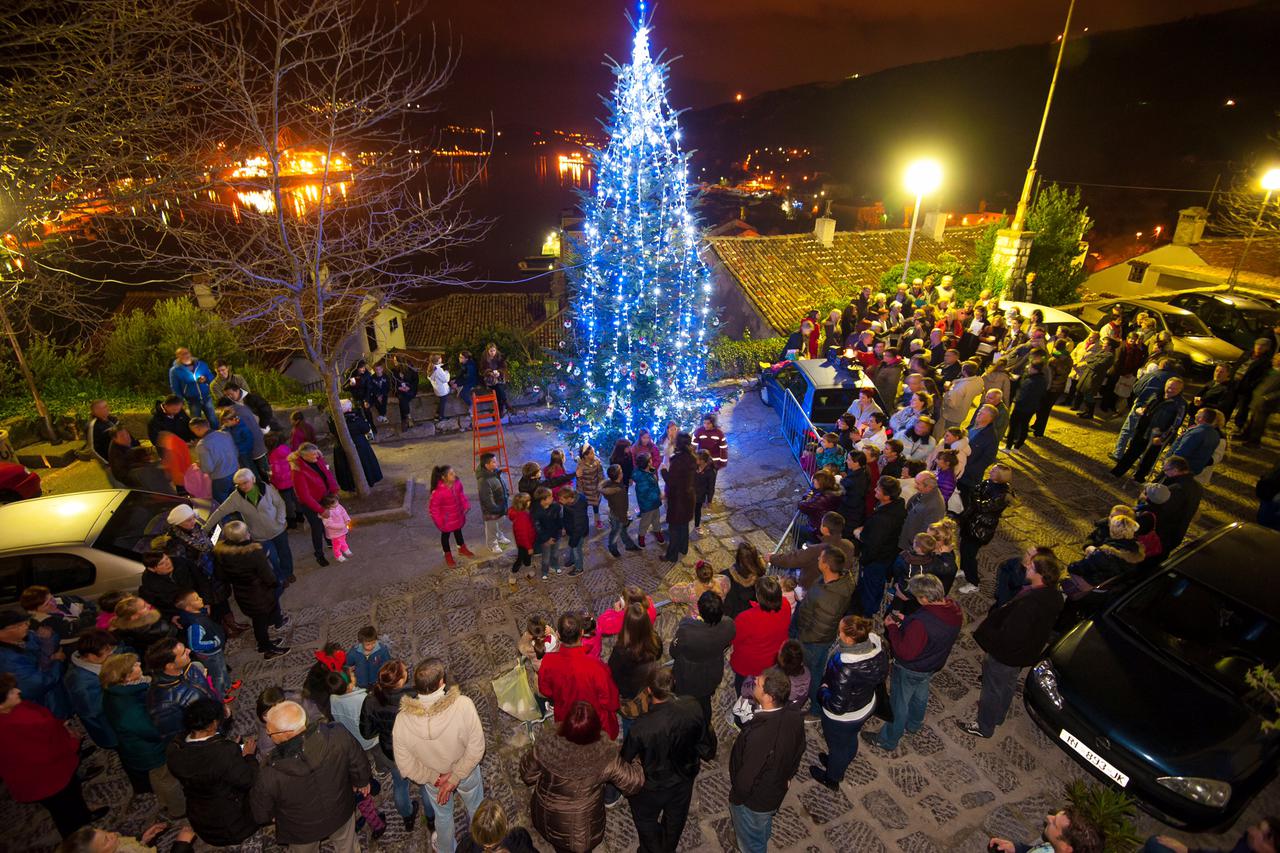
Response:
[66,630,120,748]
[1113,358,1179,460]
[145,638,224,742]
[959,405,998,508]
[0,610,71,719]
[169,347,219,426]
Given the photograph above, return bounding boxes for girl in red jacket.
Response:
[508,492,536,586]
[428,465,474,567]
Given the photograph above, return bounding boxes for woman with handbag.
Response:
[607,603,663,739]
[809,615,888,792]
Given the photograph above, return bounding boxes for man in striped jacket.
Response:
[692,414,728,512]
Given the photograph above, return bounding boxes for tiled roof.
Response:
[1192,236,1280,279]
[708,225,985,334]
[403,292,559,350]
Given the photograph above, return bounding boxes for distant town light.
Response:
[1136,231,1143,239]
[1225,98,1236,107]
[735,93,743,102]
[1153,225,1163,237]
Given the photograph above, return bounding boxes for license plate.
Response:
[1059,729,1130,787]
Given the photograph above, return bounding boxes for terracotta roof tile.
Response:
[708,226,985,334]
[1192,236,1280,279]
[404,292,559,350]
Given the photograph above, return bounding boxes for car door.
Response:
[27,552,97,598]
[0,555,25,606]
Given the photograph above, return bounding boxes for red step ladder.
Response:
[471,391,513,492]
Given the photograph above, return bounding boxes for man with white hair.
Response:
[899,471,945,551]
[251,700,371,853]
[203,468,294,587]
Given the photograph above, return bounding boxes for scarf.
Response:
[168,523,213,555]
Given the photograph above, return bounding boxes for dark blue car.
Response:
[1025,522,1280,830]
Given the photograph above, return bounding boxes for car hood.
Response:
[1175,336,1243,362]
[1050,618,1275,779]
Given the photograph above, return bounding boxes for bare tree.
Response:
[142,0,483,495]
[0,0,195,440]
[1211,158,1280,286]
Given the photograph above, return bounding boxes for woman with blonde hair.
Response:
[100,653,186,816]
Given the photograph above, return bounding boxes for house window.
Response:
[388,317,399,333]
[1127,261,1149,283]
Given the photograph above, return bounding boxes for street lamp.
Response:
[901,159,943,285]
[1228,166,1280,291]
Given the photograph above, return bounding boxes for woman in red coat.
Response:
[728,575,792,696]
[289,442,340,567]
[0,672,105,837]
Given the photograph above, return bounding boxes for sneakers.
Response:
[274,614,291,630]
[457,546,476,558]
[955,582,979,594]
[377,415,389,424]
[497,533,512,545]
[553,564,563,574]
[263,645,291,661]
[861,730,892,751]
[957,720,990,738]
[444,552,457,567]
[336,554,347,562]
[638,535,646,547]
[344,548,354,556]
[655,532,666,545]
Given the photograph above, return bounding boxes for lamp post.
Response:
[901,159,942,285]
[1228,167,1280,292]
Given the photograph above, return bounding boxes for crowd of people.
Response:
[3,285,1278,853]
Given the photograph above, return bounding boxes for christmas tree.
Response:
[561,8,715,446]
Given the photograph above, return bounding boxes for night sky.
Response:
[426,0,1256,129]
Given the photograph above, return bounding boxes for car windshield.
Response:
[1159,312,1212,337]
[94,492,184,560]
[1117,571,1280,700]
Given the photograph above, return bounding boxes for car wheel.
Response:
[0,490,20,505]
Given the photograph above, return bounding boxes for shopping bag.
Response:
[492,661,541,722]
[183,464,212,500]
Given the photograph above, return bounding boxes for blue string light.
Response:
[561,14,716,446]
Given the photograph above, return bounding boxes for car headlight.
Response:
[1031,660,1064,710]
[1156,776,1232,808]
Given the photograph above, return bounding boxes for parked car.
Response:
[0,489,210,608]
[1156,291,1280,353]
[1059,297,1243,376]
[0,462,42,504]
[759,357,878,430]
[1025,522,1280,830]
[997,300,1093,344]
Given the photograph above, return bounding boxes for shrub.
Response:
[102,298,243,391]
[237,364,307,405]
[709,333,787,378]
[878,261,934,296]
[1064,780,1140,853]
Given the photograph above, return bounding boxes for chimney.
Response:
[1173,207,1207,246]
[813,216,836,247]
[922,211,946,242]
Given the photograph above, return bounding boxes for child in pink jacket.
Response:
[320,494,353,562]
[428,464,474,567]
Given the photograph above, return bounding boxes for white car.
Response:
[997,300,1092,343]
[0,490,209,607]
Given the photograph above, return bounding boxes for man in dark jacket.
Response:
[1113,357,1179,458]
[148,396,195,446]
[868,574,963,751]
[959,406,998,506]
[138,550,194,623]
[670,591,736,759]
[729,668,806,853]
[794,547,856,714]
[0,610,70,718]
[1154,455,1203,553]
[1004,359,1048,451]
[1230,338,1275,429]
[167,699,260,847]
[960,554,1065,738]
[838,451,870,529]
[852,478,907,616]
[251,700,371,853]
[768,511,855,590]
[145,638,224,742]
[220,382,278,433]
[621,667,710,853]
[1111,377,1186,481]
[661,433,697,563]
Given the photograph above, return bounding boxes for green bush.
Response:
[238,364,308,405]
[442,324,547,393]
[1064,780,1140,853]
[102,298,243,391]
[708,333,786,378]
[878,261,934,295]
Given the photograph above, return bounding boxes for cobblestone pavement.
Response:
[7,391,1279,852]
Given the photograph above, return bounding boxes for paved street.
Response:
[8,391,1279,851]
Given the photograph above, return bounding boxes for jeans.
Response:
[301,507,326,559]
[730,803,775,853]
[262,531,295,585]
[1114,401,1145,459]
[1004,405,1035,449]
[284,812,357,853]
[608,514,638,551]
[820,713,867,782]
[421,766,484,853]
[1112,437,1163,481]
[958,534,982,585]
[186,395,219,428]
[856,559,892,615]
[211,475,235,506]
[629,778,695,853]
[801,641,829,715]
[397,393,414,422]
[1032,390,1061,437]
[976,655,1021,736]
[199,651,230,696]
[539,539,559,576]
[874,665,933,749]
[458,382,476,409]
[665,521,690,561]
[389,763,436,822]
[564,540,585,569]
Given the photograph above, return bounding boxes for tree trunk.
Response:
[321,362,370,497]
[0,298,56,443]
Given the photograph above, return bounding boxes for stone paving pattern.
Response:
[5,390,1278,852]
